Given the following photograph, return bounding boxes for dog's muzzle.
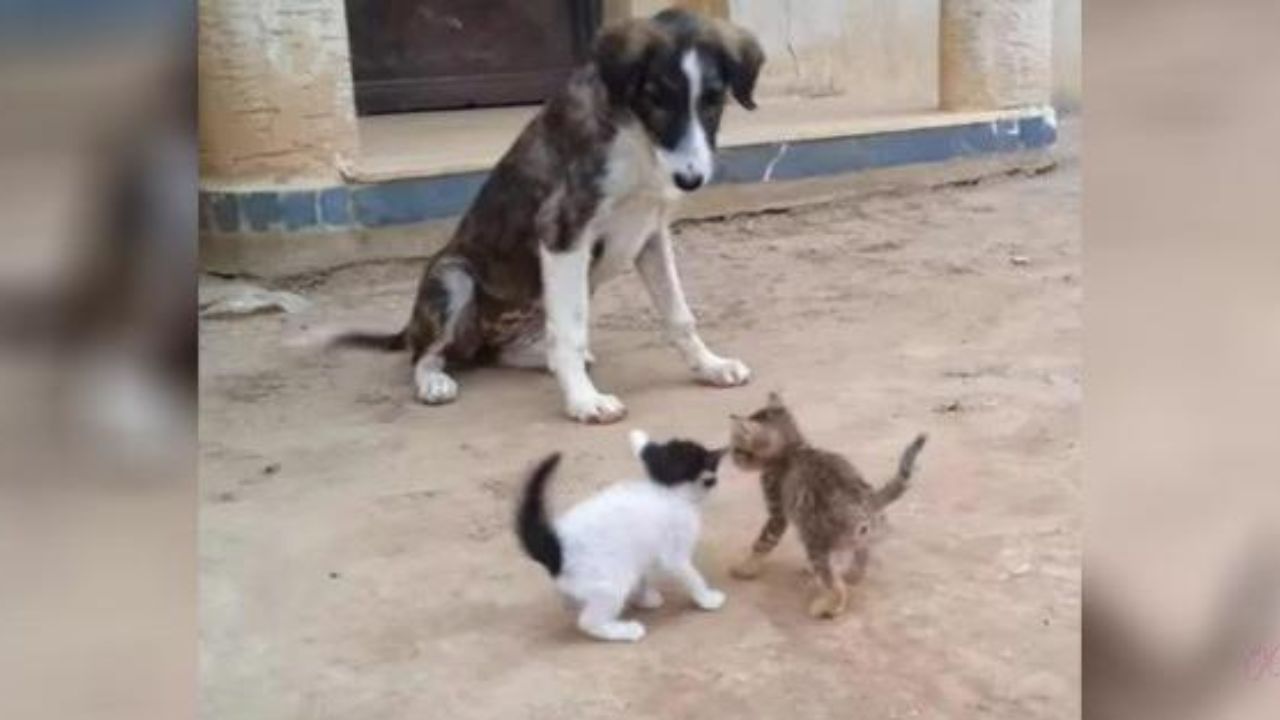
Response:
[673,172,705,192]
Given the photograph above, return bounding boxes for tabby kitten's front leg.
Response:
[731,473,787,580]
[846,547,871,584]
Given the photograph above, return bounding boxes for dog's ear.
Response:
[593,19,663,108]
[708,20,765,110]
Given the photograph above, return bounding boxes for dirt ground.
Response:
[200,122,1080,719]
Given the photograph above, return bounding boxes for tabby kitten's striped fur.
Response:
[728,393,927,618]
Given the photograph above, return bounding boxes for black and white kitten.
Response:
[516,430,726,642]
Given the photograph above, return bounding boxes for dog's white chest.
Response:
[589,126,680,284]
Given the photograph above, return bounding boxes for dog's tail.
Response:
[873,434,928,509]
[516,453,564,577]
[328,328,407,352]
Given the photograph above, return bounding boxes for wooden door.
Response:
[346,0,602,114]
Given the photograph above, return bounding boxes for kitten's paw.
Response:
[807,591,847,620]
[694,588,727,611]
[633,587,664,609]
[730,555,765,580]
[415,369,459,405]
[582,619,647,642]
[611,621,646,642]
[694,356,751,388]
[564,392,627,425]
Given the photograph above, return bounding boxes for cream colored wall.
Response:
[609,0,938,113]
[1053,0,1082,108]
[198,0,358,187]
[198,0,1066,190]
[730,0,939,112]
[940,0,1053,110]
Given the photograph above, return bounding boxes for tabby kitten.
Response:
[728,392,927,618]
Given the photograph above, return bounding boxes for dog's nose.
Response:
[673,172,704,191]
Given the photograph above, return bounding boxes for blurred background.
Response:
[0,1,194,719]
[1086,1,1280,718]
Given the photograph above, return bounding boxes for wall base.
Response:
[201,109,1057,278]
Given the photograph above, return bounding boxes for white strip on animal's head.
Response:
[655,50,715,192]
[629,429,651,458]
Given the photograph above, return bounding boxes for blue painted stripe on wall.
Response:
[199,114,1055,234]
[209,193,240,233]
[319,187,351,226]
[351,172,487,228]
[279,191,318,231]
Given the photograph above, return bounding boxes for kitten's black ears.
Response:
[638,437,719,486]
[709,447,728,468]
[639,443,679,485]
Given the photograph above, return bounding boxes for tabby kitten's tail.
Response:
[516,453,564,577]
[873,434,928,509]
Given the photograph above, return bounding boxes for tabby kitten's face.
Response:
[729,393,795,470]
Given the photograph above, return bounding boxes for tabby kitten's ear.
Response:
[730,415,756,439]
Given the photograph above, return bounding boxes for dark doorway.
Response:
[346,0,603,115]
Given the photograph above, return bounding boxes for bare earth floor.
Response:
[200,125,1080,719]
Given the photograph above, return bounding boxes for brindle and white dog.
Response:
[337,9,764,424]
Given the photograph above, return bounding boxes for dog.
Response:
[335,9,765,423]
[516,430,726,642]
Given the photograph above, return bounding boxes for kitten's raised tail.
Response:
[873,434,928,509]
[516,453,564,577]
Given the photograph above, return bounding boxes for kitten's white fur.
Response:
[551,429,725,642]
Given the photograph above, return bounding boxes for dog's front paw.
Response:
[565,393,627,424]
[693,588,727,611]
[694,357,751,388]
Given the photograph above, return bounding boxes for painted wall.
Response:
[198,0,357,187]
[1053,0,1082,108]
[940,0,1053,110]
[198,0,1067,189]
[729,0,939,112]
